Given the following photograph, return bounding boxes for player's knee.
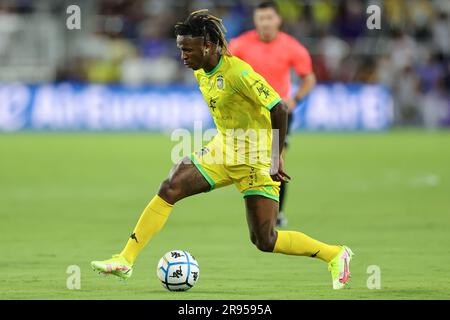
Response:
[158,178,183,204]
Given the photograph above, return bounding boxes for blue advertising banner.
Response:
[0,83,393,132]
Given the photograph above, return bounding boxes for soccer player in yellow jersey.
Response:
[91,10,354,289]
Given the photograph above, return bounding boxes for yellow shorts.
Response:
[189,135,280,202]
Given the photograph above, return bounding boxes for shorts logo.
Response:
[216,75,224,90]
[249,167,257,187]
[196,147,210,157]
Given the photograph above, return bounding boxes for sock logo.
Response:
[130,233,139,243]
[311,250,320,258]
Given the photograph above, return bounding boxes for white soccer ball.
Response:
[156,250,200,291]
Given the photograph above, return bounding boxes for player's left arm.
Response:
[288,40,317,113]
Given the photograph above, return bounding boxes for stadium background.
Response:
[0,0,449,299]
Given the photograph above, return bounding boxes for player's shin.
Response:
[120,195,173,264]
[273,230,341,262]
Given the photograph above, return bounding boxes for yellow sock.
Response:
[273,230,341,262]
[120,195,173,264]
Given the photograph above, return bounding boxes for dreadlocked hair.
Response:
[174,9,231,56]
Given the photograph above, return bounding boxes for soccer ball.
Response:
[156,250,200,291]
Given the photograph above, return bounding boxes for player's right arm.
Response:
[233,67,291,182]
[269,100,291,183]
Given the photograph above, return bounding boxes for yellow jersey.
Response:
[193,54,281,165]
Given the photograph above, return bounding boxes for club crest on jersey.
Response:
[216,75,224,90]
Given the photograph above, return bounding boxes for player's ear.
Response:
[204,43,211,55]
[204,41,216,55]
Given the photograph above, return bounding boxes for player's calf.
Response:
[249,231,277,252]
[158,178,183,204]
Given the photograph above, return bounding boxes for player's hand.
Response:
[271,155,291,183]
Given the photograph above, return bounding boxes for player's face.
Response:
[253,8,281,38]
[176,35,207,71]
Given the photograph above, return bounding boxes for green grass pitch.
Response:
[1,130,449,300]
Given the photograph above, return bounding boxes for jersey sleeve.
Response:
[233,68,282,111]
[289,38,313,76]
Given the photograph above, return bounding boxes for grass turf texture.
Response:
[1,130,449,300]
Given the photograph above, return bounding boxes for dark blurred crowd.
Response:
[1,0,449,126]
